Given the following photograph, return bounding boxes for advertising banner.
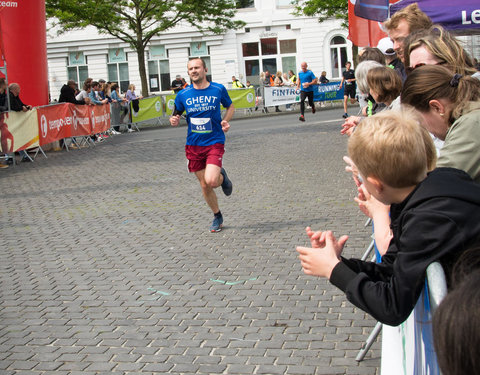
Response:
[381,286,441,375]
[37,104,73,145]
[89,104,111,134]
[132,96,164,123]
[0,110,39,153]
[390,0,480,32]
[313,82,345,102]
[165,94,176,116]
[264,83,344,107]
[264,86,299,107]
[37,103,110,146]
[70,105,94,137]
[222,88,256,109]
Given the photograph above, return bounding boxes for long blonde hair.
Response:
[405,26,476,76]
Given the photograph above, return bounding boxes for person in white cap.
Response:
[377,37,404,80]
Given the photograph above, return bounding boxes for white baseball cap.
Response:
[377,37,396,56]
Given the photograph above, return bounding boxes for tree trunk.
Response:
[136,44,149,97]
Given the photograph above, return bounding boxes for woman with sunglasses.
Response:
[404,26,476,76]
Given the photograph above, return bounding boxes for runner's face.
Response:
[188,59,207,84]
[301,64,307,72]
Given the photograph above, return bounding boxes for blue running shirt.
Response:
[174,82,233,146]
[298,70,316,92]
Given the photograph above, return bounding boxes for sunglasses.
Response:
[406,61,446,74]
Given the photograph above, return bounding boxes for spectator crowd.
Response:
[297,4,480,375]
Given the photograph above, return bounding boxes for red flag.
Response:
[348,0,387,47]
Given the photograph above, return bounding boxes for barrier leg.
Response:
[361,239,375,261]
[33,146,47,159]
[356,321,382,362]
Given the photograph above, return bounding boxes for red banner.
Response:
[37,104,73,145]
[348,0,387,47]
[89,104,111,135]
[70,105,93,137]
[37,103,111,146]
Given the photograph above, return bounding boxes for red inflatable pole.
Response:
[0,1,49,107]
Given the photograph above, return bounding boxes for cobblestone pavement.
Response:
[0,109,380,375]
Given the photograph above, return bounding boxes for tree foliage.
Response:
[291,0,348,27]
[46,0,246,95]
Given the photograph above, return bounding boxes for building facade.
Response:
[46,0,353,99]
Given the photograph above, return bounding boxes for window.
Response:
[279,39,296,54]
[67,52,88,87]
[242,38,296,85]
[277,0,292,6]
[107,48,129,93]
[329,36,348,78]
[261,38,277,55]
[262,58,277,75]
[245,60,260,85]
[282,56,296,76]
[236,0,254,8]
[242,42,259,57]
[148,46,170,92]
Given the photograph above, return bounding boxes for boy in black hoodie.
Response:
[297,109,480,326]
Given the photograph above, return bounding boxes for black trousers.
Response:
[300,91,314,116]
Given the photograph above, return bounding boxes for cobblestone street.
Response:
[0,109,380,375]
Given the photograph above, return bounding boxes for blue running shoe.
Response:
[210,215,223,233]
[220,168,233,196]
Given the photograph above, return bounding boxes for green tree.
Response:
[291,0,348,27]
[46,0,245,96]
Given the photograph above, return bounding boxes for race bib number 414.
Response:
[190,117,212,133]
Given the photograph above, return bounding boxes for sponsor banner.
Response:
[391,0,479,32]
[0,109,39,153]
[264,86,300,107]
[37,103,110,146]
[264,82,344,107]
[132,96,164,123]
[381,285,441,375]
[37,104,73,145]
[222,88,255,110]
[313,81,345,102]
[70,104,93,137]
[165,94,177,116]
[89,104,111,134]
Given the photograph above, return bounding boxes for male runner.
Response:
[339,61,356,118]
[296,62,317,122]
[170,58,235,232]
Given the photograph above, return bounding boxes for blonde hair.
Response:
[348,109,435,188]
[384,3,432,33]
[402,64,480,122]
[405,26,476,76]
[367,66,402,104]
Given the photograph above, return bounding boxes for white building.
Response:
[46,0,353,99]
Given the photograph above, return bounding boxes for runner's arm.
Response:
[221,104,235,132]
